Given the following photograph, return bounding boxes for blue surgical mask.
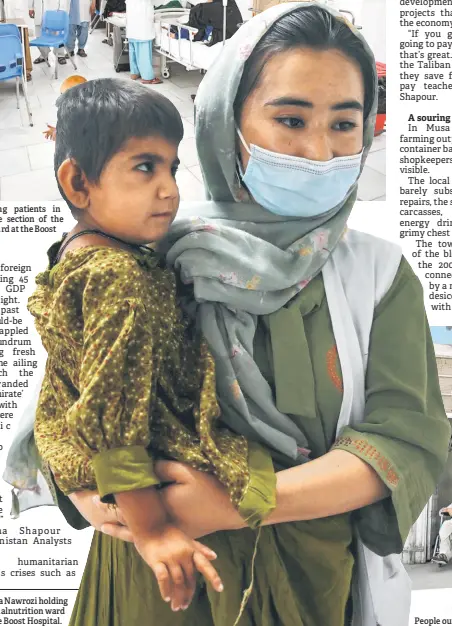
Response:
[236,128,363,218]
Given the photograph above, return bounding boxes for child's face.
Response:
[83,135,180,244]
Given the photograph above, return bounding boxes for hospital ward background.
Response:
[0,0,386,202]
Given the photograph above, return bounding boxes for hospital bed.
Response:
[156,0,251,78]
[154,1,360,77]
[104,0,250,78]
[104,2,359,78]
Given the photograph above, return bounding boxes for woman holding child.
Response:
[4,3,451,626]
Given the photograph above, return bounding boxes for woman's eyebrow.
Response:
[265,97,313,108]
[331,100,363,112]
[265,97,363,112]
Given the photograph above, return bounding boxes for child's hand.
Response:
[43,125,56,141]
[134,525,223,611]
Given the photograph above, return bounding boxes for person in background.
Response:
[43,74,87,139]
[29,0,70,65]
[432,504,452,565]
[126,0,162,85]
[188,0,242,47]
[66,0,94,57]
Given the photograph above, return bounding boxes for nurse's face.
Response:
[237,47,365,168]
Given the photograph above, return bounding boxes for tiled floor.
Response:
[406,562,452,590]
[0,27,386,201]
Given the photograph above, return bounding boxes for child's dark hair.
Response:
[54,78,184,214]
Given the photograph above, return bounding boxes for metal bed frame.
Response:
[156,0,234,79]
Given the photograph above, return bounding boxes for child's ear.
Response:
[57,159,91,210]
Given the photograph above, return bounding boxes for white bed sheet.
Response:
[158,30,223,71]
[106,9,188,33]
[105,13,126,28]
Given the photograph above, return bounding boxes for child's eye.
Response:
[136,161,155,173]
[276,117,305,129]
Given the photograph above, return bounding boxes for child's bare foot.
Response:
[130,74,140,80]
[141,78,163,85]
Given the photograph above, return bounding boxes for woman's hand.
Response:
[68,491,127,531]
[99,461,245,542]
[155,461,245,538]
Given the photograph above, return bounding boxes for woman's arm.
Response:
[152,453,388,535]
[90,451,389,541]
[71,258,451,548]
[266,449,388,525]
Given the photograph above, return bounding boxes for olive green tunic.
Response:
[51,257,450,626]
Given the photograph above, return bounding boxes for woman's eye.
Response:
[136,162,155,173]
[276,117,305,129]
[333,120,358,132]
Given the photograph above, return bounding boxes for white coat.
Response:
[76,0,93,24]
[126,0,155,41]
[28,0,70,25]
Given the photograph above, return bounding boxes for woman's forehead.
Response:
[254,48,365,103]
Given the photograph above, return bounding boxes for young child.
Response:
[43,74,87,140]
[29,78,275,613]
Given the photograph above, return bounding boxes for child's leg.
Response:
[77,22,89,55]
[128,41,141,79]
[136,41,154,81]
[67,24,78,54]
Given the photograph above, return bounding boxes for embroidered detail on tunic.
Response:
[326,345,343,392]
[332,436,400,487]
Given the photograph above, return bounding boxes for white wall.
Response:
[360,0,386,63]
[325,0,386,63]
[4,0,36,33]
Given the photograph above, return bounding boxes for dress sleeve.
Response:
[35,376,97,495]
[66,256,160,500]
[332,257,451,556]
